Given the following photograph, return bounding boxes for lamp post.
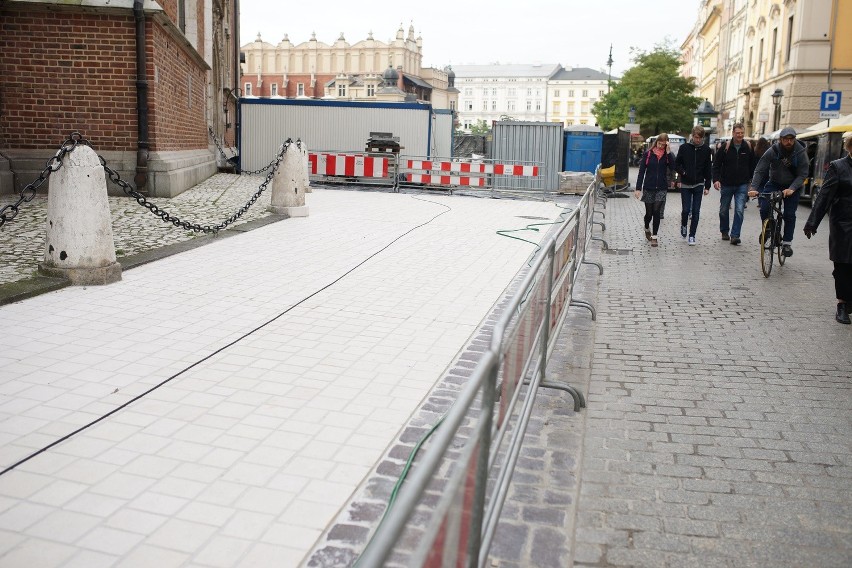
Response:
[771,88,783,132]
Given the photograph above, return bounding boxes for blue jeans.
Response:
[680,186,704,237]
[719,184,748,238]
[758,182,800,243]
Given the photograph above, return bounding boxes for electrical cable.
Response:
[0,197,452,478]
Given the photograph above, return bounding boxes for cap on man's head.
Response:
[779,127,797,138]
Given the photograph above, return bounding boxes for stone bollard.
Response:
[299,141,312,193]
[38,144,121,285]
[269,142,309,217]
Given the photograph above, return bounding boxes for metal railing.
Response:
[356,167,606,568]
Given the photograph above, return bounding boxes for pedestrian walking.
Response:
[675,126,712,245]
[635,133,677,247]
[712,123,756,245]
[748,127,809,257]
[802,131,852,324]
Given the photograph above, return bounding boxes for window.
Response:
[758,38,764,76]
[567,102,574,113]
[492,88,497,96]
[554,89,560,97]
[535,101,541,111]
[785,16,794,62]
[450,100,455,111]
[244,83,252,96]
[566,120,574,126]
[770,28,778,70]
[482,100,488,110]
[747,47,753,81]
[367,83,375,97]
[465,88,472,96]
[507,101,515,111]
[553,101,561,113]
[508,88,516,97]
[483,88,488,95]
[491,101,497,110]
[581,102,589,114]
[580,119,588,125]
[466,101,473,111]
[271,83,278,96]
[526,100,532,111]
[582,89,588,97]
[338,83,347,97]
[535,89,540,97]
[598,90,604,97]
[297,83,304,96]
[527,88,532,96]
[568,90,574,97]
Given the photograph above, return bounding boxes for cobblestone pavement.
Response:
[0,174,275,285]
[571,186,852,567]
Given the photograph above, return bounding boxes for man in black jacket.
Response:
[712,123,756,245]
[676,126,712,245]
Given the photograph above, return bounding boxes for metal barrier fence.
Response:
[356,168,606,568]
[396,155,547,198]
[307,150,398,188]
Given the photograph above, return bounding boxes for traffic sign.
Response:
[820,90,841,119]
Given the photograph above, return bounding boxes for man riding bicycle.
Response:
[748,127,809,257]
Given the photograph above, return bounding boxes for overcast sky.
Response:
[239,1,701,76]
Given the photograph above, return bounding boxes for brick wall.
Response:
[0,7,138,150]
[150,22,207,151]
[0,4,208,153]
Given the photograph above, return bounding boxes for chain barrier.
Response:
[0,133,83,229]
[207,125,277,175]
[98,135,291,234]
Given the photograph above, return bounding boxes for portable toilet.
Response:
[563,125,603,173]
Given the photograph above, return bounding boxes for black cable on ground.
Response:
[0,197,452,478]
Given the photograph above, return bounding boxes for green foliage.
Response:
[593,41,701,137]
[469,119,490,135]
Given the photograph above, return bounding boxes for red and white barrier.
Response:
[406,174,486,186]
[308,153,388,178]
[406,160,538,177]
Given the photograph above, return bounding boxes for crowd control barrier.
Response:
[307,151,397,187]
[397,156,546,198]
[356,167,606,568]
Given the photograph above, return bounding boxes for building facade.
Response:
[547,68,613,127]
[239,25,458,110]
[452,64,562,130]
[682,0,852,138]
[0,0,239,197]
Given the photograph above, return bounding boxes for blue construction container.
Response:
[563,125,603,173]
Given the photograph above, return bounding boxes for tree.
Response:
[593,41,701,137]
[470,119,490,135]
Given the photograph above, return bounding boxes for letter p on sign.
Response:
[820,91,842,119]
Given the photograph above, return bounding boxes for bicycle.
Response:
[756,190,786,278]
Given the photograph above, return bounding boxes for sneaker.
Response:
[721,233,730,240]
[730,237,741,245]
[644,228,652,241]
[782,244,793,257]
[688,236,696,246]
[650,236,658,247]
[681,225,688,238]
[837,303,851,325]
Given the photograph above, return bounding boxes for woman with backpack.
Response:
[635,133,677,247]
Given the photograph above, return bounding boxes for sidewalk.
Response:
[570,182,852,567]
[0,184,576,567]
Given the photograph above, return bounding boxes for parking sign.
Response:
[820,91,842,119]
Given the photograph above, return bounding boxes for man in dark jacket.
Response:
[676,126,712,245]
[803,131,852,324]
[748,127,809,257]
[712,123,756,245]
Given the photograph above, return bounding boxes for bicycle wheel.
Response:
[776,215,786,266]
[760,218,774,277]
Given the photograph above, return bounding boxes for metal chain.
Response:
[0,132,83,229]
[98,137,291,234]
[208,125,235,161]
[207,124,279,175]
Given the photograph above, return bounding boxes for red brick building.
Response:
[0,0,240,197]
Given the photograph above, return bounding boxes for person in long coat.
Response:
[635,133,677,247]
[803,131,852,324]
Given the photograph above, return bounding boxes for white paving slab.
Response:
[0,188,562,567]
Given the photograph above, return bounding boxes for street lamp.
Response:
[771,88,783,131]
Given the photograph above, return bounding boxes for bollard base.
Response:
[269,205,309,218]
[37,262,122,286]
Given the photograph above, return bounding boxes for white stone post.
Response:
[269,142,309,217]
[299,141,312,193]
[38,144,121,285]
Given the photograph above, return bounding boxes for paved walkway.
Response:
[0,185,569,567]
[570,185,852,567]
